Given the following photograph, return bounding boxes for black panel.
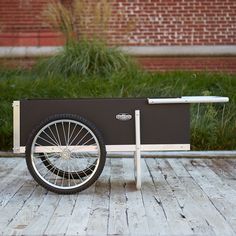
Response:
[20,98,190,146]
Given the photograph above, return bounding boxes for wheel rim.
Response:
[30,119,101,190]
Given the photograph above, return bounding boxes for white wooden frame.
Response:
[134,110,141,189]
[15,144,190,154]
[148,96,229,104]
[13,101,20,153]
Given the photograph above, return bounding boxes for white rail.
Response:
[148,96,229,104]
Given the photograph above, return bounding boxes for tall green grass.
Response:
[36,40,136,77]
[0,69,235,150]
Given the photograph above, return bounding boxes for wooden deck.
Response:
[0,157,236,236]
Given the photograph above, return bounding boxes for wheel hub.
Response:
[61,148,71,160]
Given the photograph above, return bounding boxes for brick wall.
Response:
[0,0,235,46]
[0,0,65,46]
[0,0,236,72]
[86,0,236,46]
[137,56,236,73]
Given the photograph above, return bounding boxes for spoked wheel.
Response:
[26,114,106,194]
[39,154,96,179]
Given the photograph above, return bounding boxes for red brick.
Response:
[0,0,236,46]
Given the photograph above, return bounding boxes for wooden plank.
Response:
[156,158,215,235]
[1,157,236,236]
[44,194,77,235]
[206,159,236,191]
[0,159,29,208]
[187,159,236,210]
[190,159,236,232]
[169,159,234,235]
[0,159,26,194]
[140,158,170,235]
[180,159,236,235]
[0,158,19,178]
[226,159,236,170]
[0,180,37,234]
[3,185,47,235]
[122,158,150,235]
[85,158,111,235]
[22,192,61,235]
[145,158,193,235]
[199,159,236,197]
[107,158,129,235]
[65,185,95,235]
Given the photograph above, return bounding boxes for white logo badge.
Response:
[116,113,132,121]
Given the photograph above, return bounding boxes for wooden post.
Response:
[134,110,141,189]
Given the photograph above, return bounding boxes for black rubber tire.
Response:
[26,113,106,194]
[39,154,96,179]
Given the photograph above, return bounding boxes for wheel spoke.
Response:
[62,121,67,146]
[37,135,58,147]
[67,122,71,146]
[68,123,78,145]
[68,126,84,146]
[42,130,59,147]
[54,123,62,146]
[48,126,61,147]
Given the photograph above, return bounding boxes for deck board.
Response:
[0,157,236,236]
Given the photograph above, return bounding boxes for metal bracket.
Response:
[134,110,141,190]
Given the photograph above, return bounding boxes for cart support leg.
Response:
[134,110,141,189]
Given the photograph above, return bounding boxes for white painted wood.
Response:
[108,158,129,235]
[145,158,194,235]
[18,144,191,154]
[13,101,20,154]
[134,110,141,190]
[148,96,229,104]
[141,144,190,151]
[85,159,111,235]
[122,158,150,235]
[33,145,98,153]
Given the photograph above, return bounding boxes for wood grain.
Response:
[0,157,236,236]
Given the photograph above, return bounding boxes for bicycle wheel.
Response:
[39,154,96,179]
[26,114,106,194]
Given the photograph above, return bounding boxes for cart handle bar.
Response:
[148,96,229,104]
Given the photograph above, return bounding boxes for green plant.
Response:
[39,0,137,77]
[36,39,136,77]
[0,70,235,151]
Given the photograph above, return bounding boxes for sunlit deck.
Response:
[0,157,236,235]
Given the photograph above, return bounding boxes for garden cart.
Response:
[13,96,228,194]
